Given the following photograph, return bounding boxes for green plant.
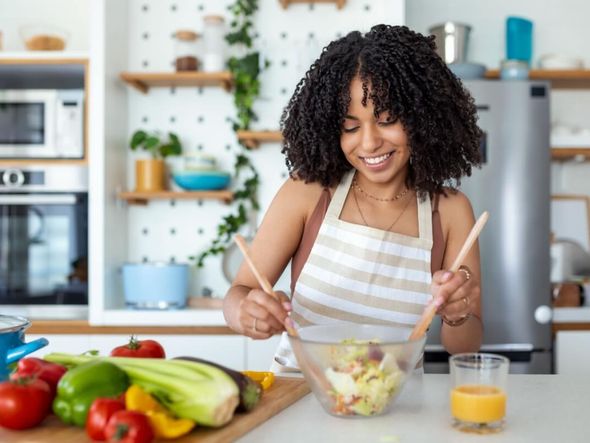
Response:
[196,0,265,267]
[130,130,182,159]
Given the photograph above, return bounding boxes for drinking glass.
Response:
[449,353,509,434]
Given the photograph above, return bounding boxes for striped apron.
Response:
[272,170,433,372]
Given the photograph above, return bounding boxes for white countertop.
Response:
[553,306,590,323]
[239,374,587,443]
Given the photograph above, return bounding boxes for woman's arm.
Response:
[223,178,324,339]
[434,190,483,354]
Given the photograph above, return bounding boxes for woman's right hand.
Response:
[237,289,292,339]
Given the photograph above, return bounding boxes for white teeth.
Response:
[363,152,392,165]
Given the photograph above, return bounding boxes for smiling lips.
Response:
[360,151,394,166]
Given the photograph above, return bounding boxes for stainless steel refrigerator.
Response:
[425,80,552,374]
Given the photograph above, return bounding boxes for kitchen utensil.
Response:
[506,17,533,64]
[410,211,489,340]
[122,262,188,309]
[288,323,426,417]
[428,22,472,64]
[448,62,486,80]
[20,24,69,51]
[0,315,48,380]
[222,210,257,284]
[500,59,529,80]
[233,234,298,336]
[172,170,230,191]
[538,54,584,70]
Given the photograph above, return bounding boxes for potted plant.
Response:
[130,130,182,192]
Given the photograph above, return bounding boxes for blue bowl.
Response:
[173,170,231,191]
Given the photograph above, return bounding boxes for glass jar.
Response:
[202,15,225,72]
[174,30,199,71]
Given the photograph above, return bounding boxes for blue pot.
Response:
[123,263,189,310]
[0,315,48,380]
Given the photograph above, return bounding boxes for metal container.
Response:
[428,22,472,64]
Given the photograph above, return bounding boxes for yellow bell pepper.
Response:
[241,371,275,390]
[125,384,196,439]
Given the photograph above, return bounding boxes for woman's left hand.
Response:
[431,266,480,323]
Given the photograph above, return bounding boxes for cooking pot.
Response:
[429,22,472,64]
[0,315,48,380]
[123,262,189,309]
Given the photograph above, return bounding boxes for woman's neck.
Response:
[353,170,410,201]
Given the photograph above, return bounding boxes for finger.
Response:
[432,270,454,285]
[249,290,290,325]
[243,301,285,331]
[274,290,292,311]
[432,271,471,305]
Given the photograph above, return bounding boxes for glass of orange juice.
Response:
[449,353,509,434]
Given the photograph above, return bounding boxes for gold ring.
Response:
[462,296,469,307]
[253,318,258,333]
[459,267,471,281]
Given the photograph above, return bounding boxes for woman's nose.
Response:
[360,125,383,152]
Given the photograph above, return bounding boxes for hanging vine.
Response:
[196,0,265,267]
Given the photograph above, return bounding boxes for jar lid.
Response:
[204,14,225,24]
[0,315,30,333]
[175,30,199,41]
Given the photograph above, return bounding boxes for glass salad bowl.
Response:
[288,324,426,418]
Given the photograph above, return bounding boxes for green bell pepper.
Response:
[53,360,129,427]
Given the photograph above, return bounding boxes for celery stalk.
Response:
[45,353,239,427]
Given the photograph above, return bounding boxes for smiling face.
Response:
[340,77,411,192]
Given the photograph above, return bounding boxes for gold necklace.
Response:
[352,178,408,202]
[352,186,413,231]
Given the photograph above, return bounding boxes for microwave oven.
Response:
[0,89,84,159]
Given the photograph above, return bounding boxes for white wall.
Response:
[406,0,590,196]
[121,0,405,301]
[0,0,88,51]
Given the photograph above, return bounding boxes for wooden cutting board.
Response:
[0,376,310,443]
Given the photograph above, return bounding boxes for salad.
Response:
[324,339,404,416]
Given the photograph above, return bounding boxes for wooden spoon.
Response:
[409,211,489,340]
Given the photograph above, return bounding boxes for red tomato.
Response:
[86,398,126,441]
[104,410,154,443]
[110,336,165,359]
[0,377,52,430]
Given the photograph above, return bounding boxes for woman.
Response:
[223,25,483,371]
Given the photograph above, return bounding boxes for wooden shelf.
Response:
[279,0,345,8]
[120,71,233,93]
[0,52,89,63]
[28,320,233,335]
[237,130,283,149]
[552,148,590,161]
[485,69,590,88]
[118,190,233,205]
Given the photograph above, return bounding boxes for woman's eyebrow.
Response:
[344,115,359,120]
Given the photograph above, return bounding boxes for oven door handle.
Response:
[0,194,77,205]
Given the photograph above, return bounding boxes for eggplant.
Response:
[174,356,262,412]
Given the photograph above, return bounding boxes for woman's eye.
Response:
[378,120,395,126]
[342,126,359,133]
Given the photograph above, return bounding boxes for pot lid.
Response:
[0,315,30,333]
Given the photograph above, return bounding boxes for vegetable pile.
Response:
[0,336,269,442]
[325,339,404,416]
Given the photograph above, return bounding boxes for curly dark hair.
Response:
[280,24,482,196]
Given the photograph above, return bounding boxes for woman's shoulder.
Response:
[436,188,475,234]
[274,177,334,216]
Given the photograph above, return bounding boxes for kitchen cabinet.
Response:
[28,334,247,370]
[555,330,590,374]
[26,333,283,371]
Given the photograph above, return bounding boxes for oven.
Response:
[0,89,84,159]
[0,166,87,318]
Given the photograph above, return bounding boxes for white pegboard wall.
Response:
[125,0,404,298]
